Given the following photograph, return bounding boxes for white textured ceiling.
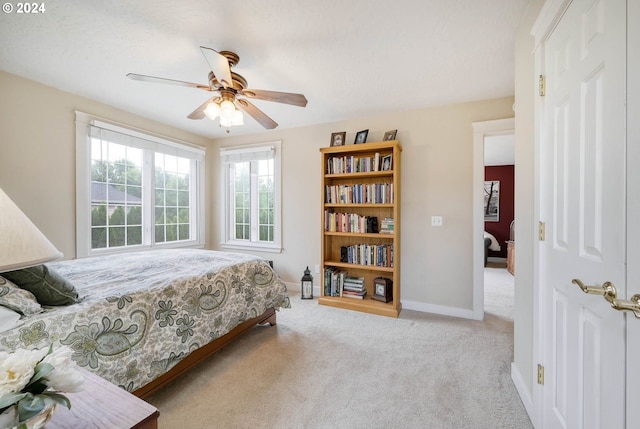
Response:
[0,0,528,138]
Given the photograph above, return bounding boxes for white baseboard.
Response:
[401,299,482,320]
[488,256,507,263]
[511,362,535,427]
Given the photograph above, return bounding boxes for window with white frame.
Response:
[220,142,281,252]
[75,112,205,257]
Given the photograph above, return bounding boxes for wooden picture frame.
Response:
[381,154,392,171]
[330,131,346,147]
[383,130,397,141]
[484,180,500,222]
[354,129,369,144]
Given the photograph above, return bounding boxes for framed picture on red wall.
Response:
[484,180,500,222]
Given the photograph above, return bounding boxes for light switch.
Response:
[431,216,443,227]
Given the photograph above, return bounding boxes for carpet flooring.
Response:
[146,273,531,429]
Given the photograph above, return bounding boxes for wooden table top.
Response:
[47,368,159,429]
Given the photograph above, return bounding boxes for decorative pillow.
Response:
[0,304,22,332]
[0,276,42,315]
[1,265,79,306]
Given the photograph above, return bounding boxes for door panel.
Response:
[540,0,626,428]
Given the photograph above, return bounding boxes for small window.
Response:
[220,142,281,252]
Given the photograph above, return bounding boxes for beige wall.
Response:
[512,0,545,404]
[1,69,518,315]
[0,71,212,260]
[211,98,515,310]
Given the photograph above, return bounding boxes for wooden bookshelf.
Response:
[319,140,402,317]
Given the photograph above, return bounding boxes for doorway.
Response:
[471,118,514,320]
[483,134,515,320]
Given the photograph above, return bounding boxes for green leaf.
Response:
[30,362,54,385]
[41,392,71,410]
[16,394,44,422]
[0,392,28,409]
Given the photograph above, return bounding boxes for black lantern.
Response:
[301,266,313,299]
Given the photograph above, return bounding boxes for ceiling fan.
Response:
[127,47,308,131]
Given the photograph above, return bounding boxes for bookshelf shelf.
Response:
[323,261,395,272]
[320,140,402,318]
[324,203,394,208]
[325,171,394,179]
[324,232,395,239]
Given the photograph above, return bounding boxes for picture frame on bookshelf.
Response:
[383,129,397,141]
[354,129,369,144]
[330,131,346,147]
[381,154,392,171]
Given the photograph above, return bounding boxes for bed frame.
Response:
[133,307,277,398]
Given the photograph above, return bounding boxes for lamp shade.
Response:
[0,187,62,272]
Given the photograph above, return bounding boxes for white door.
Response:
[626,1,640,426]
[539,0,627,428]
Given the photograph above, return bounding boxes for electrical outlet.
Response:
[314,264,320,273]
[431,216,443,227]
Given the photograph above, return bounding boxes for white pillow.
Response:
[0,305,21,333]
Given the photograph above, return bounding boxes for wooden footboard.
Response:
[133,307,276,399]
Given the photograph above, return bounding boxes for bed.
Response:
[0,248,290,397]
[483,231,501,266]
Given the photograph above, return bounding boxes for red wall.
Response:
[484,165,514,259]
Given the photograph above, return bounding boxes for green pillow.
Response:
[2,265,79,306]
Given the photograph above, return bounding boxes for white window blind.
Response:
[220,145,274,163]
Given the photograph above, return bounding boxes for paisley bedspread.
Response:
[0,249,290,392]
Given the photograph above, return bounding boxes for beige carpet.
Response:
[146,288,532,429]
[484,265,514,321]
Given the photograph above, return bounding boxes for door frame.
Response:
[627,1,639,426]
[531,2,573,426]
[471,117,515,321]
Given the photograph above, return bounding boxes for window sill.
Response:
[221,242,282,254]
[83,241,204,258]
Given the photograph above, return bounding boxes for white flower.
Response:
[41,346,84,393]
[0,348,47,397]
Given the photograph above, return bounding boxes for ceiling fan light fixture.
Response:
[231,109,244,126]
[219,116,233,128]
[220,99,236,117]
[203,101,220,120]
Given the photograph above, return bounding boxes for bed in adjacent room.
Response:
[484,231,501,266]
[0,248,289,397]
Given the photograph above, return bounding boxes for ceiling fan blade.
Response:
[200,47,233,89]
[236,99,278,129]
[241,89,308,107]
[127,73,210,90]
[187,96,221,120]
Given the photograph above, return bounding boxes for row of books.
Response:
[324,210,376,233]
[340,243,394,267]
[380,217,395,234]
[326,153,392,174]
[325,183,394,204]
[323,268,367,299]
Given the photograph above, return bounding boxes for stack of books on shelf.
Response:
[323,267,346,296]
[379,217,394,234]
[326,153,383,174]
[342,243,394,267]
[324,210,377,233]
[324,183,394,204]
[341,276,367,299]
[323,268,367,299]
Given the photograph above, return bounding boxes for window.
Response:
[76,112,205,257]
[220,142,281,252]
